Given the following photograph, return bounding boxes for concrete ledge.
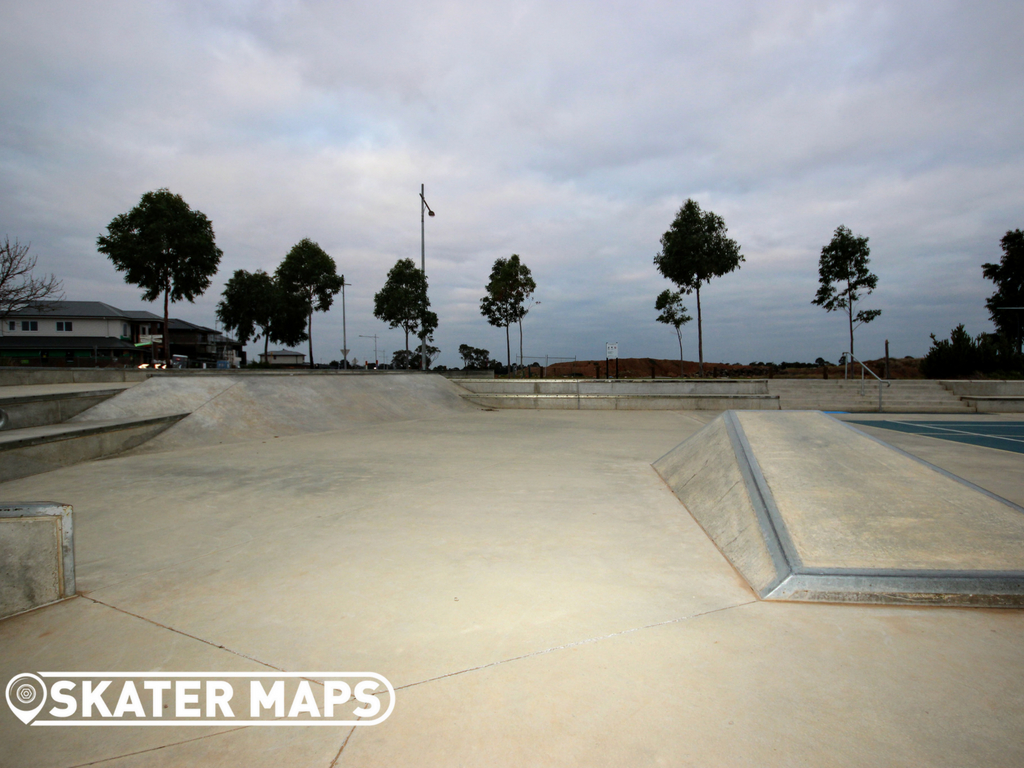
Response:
[461,393,780,410]
[0,368,150,386]
[0,388,130,430]
[457,378,769,396]
[654,411,1024,606]
[962,396,1024,413]
[0,503,74,620]
[0,415,187,481]
[941,380,1024,397]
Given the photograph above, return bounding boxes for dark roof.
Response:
[122,310,163,321]
[0,336,140,351]
[168,318,217,333]
[9,301,130,319]
[263,350,304,356]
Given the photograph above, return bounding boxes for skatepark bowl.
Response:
[1,370,1023,767]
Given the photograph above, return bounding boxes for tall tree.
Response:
[655,289,691,377]
[480,255,533,369]
[654,199,743,377]
[216,269,307,360]
[982,229,1024,354]
[812,225,881,358]
[373,258,438,360]
[0,237,63,322]
[276,238,343,368]
[98,189,222,363]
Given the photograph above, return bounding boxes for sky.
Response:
[2,0,1022,368]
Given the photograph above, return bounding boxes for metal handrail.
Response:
[840,352,890,412]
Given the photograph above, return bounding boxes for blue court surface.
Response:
[846,420,1024,455]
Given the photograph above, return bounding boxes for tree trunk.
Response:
[847,285,855,359]
[696,285,704,378]
[163,288,170,365]
[505,324,511,370]
[308,311,314,369]
[518,318,524,371]
[677,328,684,378]
[264,333,269,362]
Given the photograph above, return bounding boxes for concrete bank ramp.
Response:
[71,373,477,452]
[654,411,1024,606]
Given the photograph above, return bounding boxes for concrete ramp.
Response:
[654,411,1024,606]
[71,372,477,452]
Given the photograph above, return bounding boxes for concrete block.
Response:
[654,411,1024,606]
[0,503,74,619]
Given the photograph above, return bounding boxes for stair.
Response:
[767,379,974,413]
[0,378,186,482]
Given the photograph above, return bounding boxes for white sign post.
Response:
[605,342,618,360]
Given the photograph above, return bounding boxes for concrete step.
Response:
[0,384,134,429]
[0,414,187,482]
[460,393,780,410]
[455,378,769,396]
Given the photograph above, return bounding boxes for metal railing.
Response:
[841,352,891,412]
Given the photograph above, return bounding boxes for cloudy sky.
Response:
[2,1,1022,368]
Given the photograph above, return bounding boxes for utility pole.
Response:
[340,276,350,368]
[419,184,435,371]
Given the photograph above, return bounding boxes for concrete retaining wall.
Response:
[0,503,75,619]
[940,380,1024,397]
[0,368,150,386]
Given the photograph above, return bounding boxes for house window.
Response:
[21,321,38,331]
[6,321,13,331]
[122,323,128,336]
[56,321,73,332]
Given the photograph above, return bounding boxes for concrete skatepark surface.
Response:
[1,373,1023,766]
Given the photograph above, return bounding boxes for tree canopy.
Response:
[216,269,307,359]
[654,199,742,376]
[811,225,881,358]
[276,238,343,368]
[480,254,535,369]
[97,189,222,363]
[982,229,1024,353]
[373,258,438,354]
[0,237,63,321]
[655,289,691,376]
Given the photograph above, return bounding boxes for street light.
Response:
[340,276,350,369]
[420,183,435,371]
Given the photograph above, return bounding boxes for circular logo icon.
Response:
[5,673,47,725]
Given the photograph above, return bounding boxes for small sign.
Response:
[340,348,350,358]
[606,342,618,360]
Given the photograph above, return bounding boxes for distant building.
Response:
[1,301,242,367]
[259,350,306,367]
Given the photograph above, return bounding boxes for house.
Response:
[1,301,243,367]
[259,350,306,367]
[1,301,144,366]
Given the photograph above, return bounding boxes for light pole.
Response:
[340,276,349,369]
[420,183,435,371]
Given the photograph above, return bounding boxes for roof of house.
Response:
[261,350,304,356]
[122,309,163,321]
[9,301,131,319]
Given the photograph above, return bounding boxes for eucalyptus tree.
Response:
[655,289,691,377]
[276,238,343,368]
[812,225,881,358]
[654,199,742,377]
[98,189,222,362]
[373,258,438,360]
